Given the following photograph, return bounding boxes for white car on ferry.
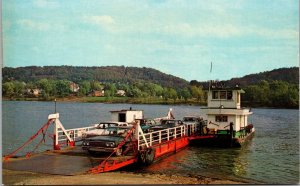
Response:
[82,121,132,138]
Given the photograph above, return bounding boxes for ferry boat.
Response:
[4,108,206,174]
[198,86,255,147]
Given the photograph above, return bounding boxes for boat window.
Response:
[118,113,126,122]
[212,91,219,99]
[220,91,227,99]
[215,115,228,122]
[227,91,232,100]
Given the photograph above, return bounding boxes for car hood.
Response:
[86,135,123,142]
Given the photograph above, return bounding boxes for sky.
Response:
[2,0,299,81]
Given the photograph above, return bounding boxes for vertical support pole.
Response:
[135,123,140,150]
[150,133,152,146]
[54,118,60,150]
[53,134,57,150]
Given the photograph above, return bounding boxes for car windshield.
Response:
[103,127,130,136]
[183,117,196,122]
[161,120,176,125]
[96,123,117,129]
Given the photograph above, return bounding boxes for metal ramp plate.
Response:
[3,154,93,175]
[3,147,133,176]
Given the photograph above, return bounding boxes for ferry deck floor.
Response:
[3,146,134,176]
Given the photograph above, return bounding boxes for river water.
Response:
[2,101,299,184]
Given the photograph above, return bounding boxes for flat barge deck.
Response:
[3,146,137,176]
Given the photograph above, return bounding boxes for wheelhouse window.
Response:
[212,91,219,99]
[212,90,233,100]
[227,91,232,100]
[220,91,227,99]
[215,115,228,122]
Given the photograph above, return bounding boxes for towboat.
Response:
[195,86,255,147]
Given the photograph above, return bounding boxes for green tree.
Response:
[163,87,170,100]
[257,80,270,104]
[2,82,15,98]
[55,80,70,97]
[79,81,91,96]
[179,88,191,102]
[153,84,164,97]
[37,79,53,98]
[169,88,178,102]
[286,84,299,107]
[105,83,117,97]
[190,86,204,102]
[91,81,103,91]
[269,81,289,107]
[13,81,25,97]
[163,88,177,101]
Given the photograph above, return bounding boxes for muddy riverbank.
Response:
[3,169,248,185]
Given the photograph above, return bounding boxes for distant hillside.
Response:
[190,67,299,88]
[2,66,189,89]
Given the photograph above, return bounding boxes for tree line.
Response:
[2,79,206,103]
[242,80,299,108]
[3,66,189,89]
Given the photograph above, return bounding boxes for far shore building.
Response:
[91,90,105,97]
[116,90,126,97]
[26,88,42,97]
[70,82,80,93]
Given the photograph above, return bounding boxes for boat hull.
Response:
[190,130,255,148]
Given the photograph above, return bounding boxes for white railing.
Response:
[57,126,96,143]
[137,123,199,150]
[53,114,201,150]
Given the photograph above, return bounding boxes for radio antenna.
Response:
[54,98,57,113]
[209,61,212,92]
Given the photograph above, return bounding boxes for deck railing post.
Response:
[167,130,169,141]
[55,118,59,150]
[150,133,152,146]
[159,131,161,144]
[174,128,176,139]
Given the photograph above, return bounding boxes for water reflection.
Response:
[138,144,253,182]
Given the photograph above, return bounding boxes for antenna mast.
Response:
[209,61,212,92]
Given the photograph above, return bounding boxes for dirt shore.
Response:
[3,169,247,185]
